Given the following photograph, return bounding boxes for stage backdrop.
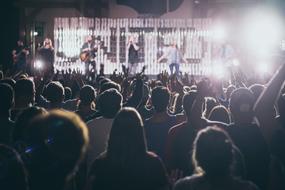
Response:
[54,17,213,75]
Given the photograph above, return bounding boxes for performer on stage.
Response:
[157,42,186,75]
[12,40,29,74]
[80,35,98,80]
[81,36,96,55]
[220,42,235,65]
[37,38,55,78]
[127,36,139,74]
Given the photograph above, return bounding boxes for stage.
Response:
[53,17,215,75]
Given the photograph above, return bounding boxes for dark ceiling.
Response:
[116,0,184,15]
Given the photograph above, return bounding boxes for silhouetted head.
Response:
[15,78,35,106]
[203,97,218,119]
[208,105,231,124]
[0,78,16,89]
[193,126,234,178]
[249,84,265,102]
[229,88,255,125]
[97,76,110,87]
[19,74,28,80]
[182,90,197,118]
[45,81,64,104]
[0,83,14,115]
[100,81,121,94]
[79,85,96,106]
[64,87,72,101]
[14,106,47,142]
[107,107,146,164]
[151,86,170,113]
[97,89,122,118]
[225,85,236,100]
[25,110,89,190]
[0,145,28,190]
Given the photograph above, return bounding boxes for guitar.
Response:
[80,51,91,62]
[80,40,101,62]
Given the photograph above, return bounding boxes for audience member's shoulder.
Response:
[206,118,227,127]
[145,151,164,163]
[8,119,15,126]
[204,118,228,130]
[169,113,177,119]
[174,175,203,190]
[145,151,168,170]
[232,178,260,190]
[146,151,160,159]
[89,153,107,174]
[0,118,15,129]
[144,117,152,124]
[168,121,187,135]
[93,152,107,163]
[87,116,103,126]
[227,122,261,133]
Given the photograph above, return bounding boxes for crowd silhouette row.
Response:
[0,61,285,190]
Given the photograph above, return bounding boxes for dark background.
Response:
[117,0,184,15]
[1,0,285,72]
[0,0,19,72]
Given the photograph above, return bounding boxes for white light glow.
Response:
[258,63,270,74]
[232,59,240,67]
[34,60,43,69]
[242,8,283,58]
[212,25,227,42]
[212,63,225,79]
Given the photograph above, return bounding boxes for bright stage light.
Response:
[212,63,225,79]
[34,60,43,69]
[212,25,227,41]
[232,59,240,67]
[281,40,285,51]
[257,63,270,74]
[242,8,283,58]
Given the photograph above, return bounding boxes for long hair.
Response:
[192,126,234,178]
[106,107,147,168]
[0,145,29,190]
[208,105,231,124]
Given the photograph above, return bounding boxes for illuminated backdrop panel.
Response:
[54,17,213,75]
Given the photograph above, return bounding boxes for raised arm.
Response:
[158,48,169,63]
[190,79,210,127]
[254,64,285,142]
[133,43,139,51]
[157,53,166,63]
[124,77,143,108]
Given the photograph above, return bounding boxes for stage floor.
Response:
[54,60,212,76]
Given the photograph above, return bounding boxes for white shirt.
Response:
[167,46,181,64]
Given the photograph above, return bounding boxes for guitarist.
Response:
[80,35,98,80]
[12,40,29,74]
[80,36,97,61]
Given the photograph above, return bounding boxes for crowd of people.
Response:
[0,52,285,190]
